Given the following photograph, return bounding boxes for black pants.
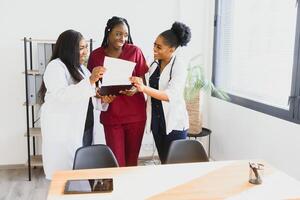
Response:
[82,98,94,147]
[151,114,187,164]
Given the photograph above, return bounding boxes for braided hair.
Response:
[101,16,133,47]
[160,22,191,48]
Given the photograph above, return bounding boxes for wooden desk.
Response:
[47,160,300,199]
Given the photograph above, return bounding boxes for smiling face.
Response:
[107,23,129,49]
[153,35,175,61]
[79,39,88,64]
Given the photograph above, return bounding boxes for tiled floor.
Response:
[138,156,161,166]
[0,167,49,200]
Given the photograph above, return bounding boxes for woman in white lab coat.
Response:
[130,22,191,163]
[39,30,106,180]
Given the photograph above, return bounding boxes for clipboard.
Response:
[98,57,136,96]
[98,85,133,96]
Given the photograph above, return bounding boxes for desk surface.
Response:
[47,160,300,200]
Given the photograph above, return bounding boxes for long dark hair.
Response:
[101,16,133,47]
[39,29,84,103]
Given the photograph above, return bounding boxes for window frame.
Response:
[212,0,300,124]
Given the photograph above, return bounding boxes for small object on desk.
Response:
[249,162,264,184]
[64,178,113,194]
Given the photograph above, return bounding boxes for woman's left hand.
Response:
[130,77,145,92]
[119,86,138,96]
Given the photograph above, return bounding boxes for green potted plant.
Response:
[184,55,229,134]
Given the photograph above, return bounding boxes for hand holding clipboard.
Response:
[98,56,136,96]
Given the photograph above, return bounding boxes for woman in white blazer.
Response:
[130,22,191,163]
[39,30,107,179]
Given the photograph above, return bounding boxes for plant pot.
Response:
[186,94,202,134]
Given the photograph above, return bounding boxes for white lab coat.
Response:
[41,58,96,180]
[145,56,189,135]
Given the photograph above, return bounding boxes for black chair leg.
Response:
[208,134,211,158]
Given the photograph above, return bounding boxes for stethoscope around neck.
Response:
[150,56,176,81]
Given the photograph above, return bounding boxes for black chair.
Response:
[73,144,119,170]
[165,139,209,164]
[187,127,212,158]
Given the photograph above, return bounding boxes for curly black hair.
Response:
[160,22,191,48]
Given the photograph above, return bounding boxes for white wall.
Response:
[0,0,181,165]
[0,0,205,165]
[5,0,299,183]
[201,0,300,180]
[209,99,300,180]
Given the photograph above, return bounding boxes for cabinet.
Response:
[23,37,94,181]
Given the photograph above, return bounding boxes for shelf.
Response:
[23,69,42,75]
[21,38,94,43]
[21,38,56,42]
[23,102,39,106]
[26,155,43,167]
[24,128,41,137]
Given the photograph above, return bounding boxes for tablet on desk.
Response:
[64,178,113,194]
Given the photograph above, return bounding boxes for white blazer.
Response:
[145,56,189,135]
[41,58,97,180]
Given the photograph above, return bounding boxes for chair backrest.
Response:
[165,139,209,164]
[73,144,119,170]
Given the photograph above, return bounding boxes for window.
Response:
[213,0,300,123]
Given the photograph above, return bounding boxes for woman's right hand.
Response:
[89,66,106,84]
[101,95,116,103]
[95,88,116,103]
